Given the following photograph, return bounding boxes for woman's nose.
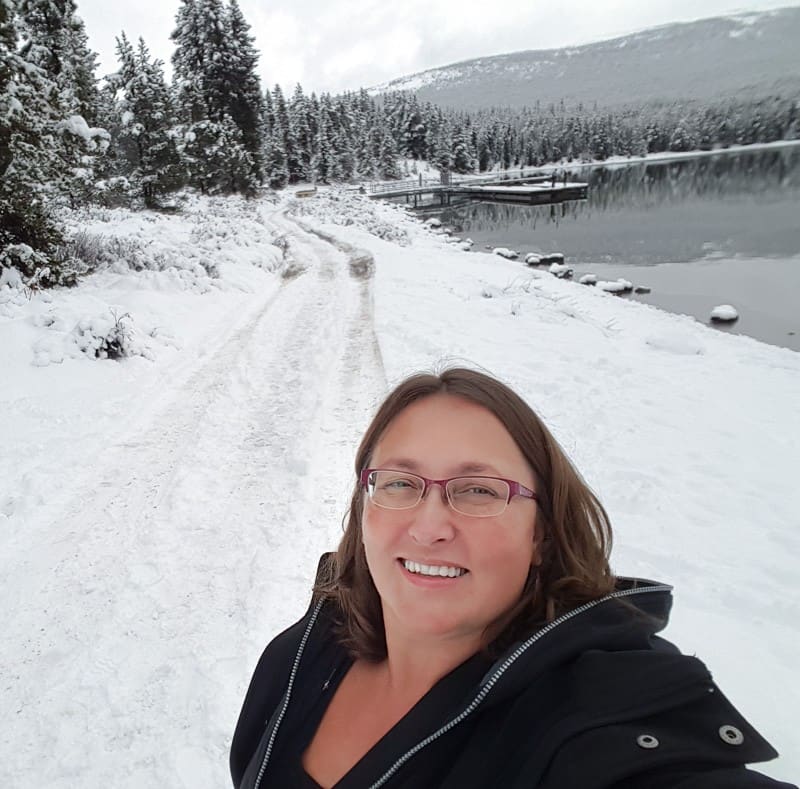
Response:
[408,484,456,544]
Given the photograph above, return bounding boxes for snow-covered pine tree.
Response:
[332,125,355,181]
[376,122,400,179]
[18,0,99,121]
[223,0,264,182]
[261,87,287,188]
[432,120,453,177]
[112,36,184,207]
[1,0,92,286]
[287,83,311,183]
[170,0,205,123]
[17,0,107,207]
[311,94,335,184]
[450,122,474,174]
[264,130,288,188]
[170,0,256,193]
[350,88,376,179]
[272,84,289,151]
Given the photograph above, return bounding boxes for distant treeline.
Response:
[1,0,798,287]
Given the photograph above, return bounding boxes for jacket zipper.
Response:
[250,584,672,789]
[366,583,673,789]
[252,598,324,789]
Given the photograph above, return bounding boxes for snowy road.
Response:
[1,210,386,788]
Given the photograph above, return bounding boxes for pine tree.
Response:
[432,121,453,177]
[376,123,400,179]
[223,0,264,180]
[17,0,107,207]
[170,0,205,123]
[311,95,335,183]
[450,123,474,174]
[1,0,67,284]
[170,0,257,193]
[112,36,185,207]
[18,0,99,121]
[264,128,288,188]
[183,114,253,194]
[287,83,311,182]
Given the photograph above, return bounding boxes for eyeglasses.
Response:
[360,468,538,519]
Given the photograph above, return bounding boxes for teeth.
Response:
[403,560,466,578]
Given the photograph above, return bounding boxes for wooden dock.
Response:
[364,171,588,207]
[446,182,588,206]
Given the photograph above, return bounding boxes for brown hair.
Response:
[315,367,615,661]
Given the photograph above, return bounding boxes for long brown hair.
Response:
[315,367,615,661]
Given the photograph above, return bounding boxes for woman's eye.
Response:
[453,483,498,497]
[382,477,419,490]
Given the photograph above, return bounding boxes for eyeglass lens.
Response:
[367,470,509,517]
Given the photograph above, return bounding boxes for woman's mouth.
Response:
[401,559,468,578]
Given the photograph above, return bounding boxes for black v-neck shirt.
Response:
[263,650,492,789]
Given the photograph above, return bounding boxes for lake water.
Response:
[433,144,800,352]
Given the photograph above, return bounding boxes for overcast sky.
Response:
[76,0,797,94]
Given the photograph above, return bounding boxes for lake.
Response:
[434,144,800,352]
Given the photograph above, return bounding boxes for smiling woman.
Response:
[230,368,796,789]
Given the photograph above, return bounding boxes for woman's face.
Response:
[362,394,540,652]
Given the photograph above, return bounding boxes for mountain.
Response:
[370,7,800,110]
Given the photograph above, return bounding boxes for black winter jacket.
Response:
[231,567,795,789]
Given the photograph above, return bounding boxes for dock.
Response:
[446,182,588,206]
[363,170,588,207]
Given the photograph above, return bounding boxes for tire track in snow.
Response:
[0,209,386,789]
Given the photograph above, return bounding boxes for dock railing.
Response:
[364,168,551,197]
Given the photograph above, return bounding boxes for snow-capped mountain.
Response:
[371,7,800,109]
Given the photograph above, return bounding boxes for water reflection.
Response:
[435,145,800,350]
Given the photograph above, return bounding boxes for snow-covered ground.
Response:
[1,189,798,787]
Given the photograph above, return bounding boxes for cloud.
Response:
[76,0,800,94]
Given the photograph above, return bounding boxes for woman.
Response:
[231,368,794,789]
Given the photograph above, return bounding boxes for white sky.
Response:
[75,0,798,94]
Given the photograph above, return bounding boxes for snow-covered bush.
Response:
[66,310,151,360]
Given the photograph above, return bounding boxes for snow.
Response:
[57,114,109,145]
[597,279,628,293]
[548,262,573,277]
[1,189,798,787]
[711,304,739,322]
[492,247,518,259]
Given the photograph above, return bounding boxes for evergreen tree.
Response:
[450,123,474,174]
[113,36,184,207]
[170,0,205,123]
[376,123,400,179]
[18,0,99,121]
[223,0,264,180]
[287,83,311,182]
[1,0,67,284]
[432,121,452,176]
[183,114,253,193]
[17,0,107,207]
[332,125,355,181]
[170,0,257,193]
[311,95,335,183]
